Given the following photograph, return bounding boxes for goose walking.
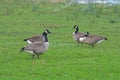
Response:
[24,29,51,44]
[21,30,50,59]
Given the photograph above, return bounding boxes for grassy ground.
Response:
[0,1,120,80]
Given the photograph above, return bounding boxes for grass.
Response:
[0,1,120,80]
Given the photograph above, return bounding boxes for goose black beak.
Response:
[20,47,24,53]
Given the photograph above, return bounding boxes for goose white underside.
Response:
[27,40,32,44]
[25,50,35,55]
[79,37,86,42]
[96,39,105,44]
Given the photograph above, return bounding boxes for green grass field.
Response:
[0,0,120,80]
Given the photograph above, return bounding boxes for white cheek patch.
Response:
[45,31,48,34]
[27,40,32,44]
[75,26,77,29]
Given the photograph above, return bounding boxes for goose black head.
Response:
[45,29,51,34]
[73,25,78,29]
[85,32,89,37]
[43,29,51,35]
[73,25,79,33]
[42,29,51,42]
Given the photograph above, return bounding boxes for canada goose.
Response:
[72,25,86,45]
[81,32,107,47]
[21,30,50,59]
[24,29,51,44]
[72,25,107,47]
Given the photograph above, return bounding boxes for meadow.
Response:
[0,0,120,80]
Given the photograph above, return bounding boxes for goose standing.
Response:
[20,30,50,59]
[72,25,108,47]
[82,33,108,47]
[72,25,86,45]
[24,29,51,44]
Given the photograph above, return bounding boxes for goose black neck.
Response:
[42,31,47,36]
[75,27,79,33]
[42,32,48,42]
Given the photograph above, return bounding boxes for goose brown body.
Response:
[24,29,51,44]
[21,29,50,59]
[83,35,107,47]
[24,35,44,44]
[21,42,49,59]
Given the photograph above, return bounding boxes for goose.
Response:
[81,32,108,47]
[24,29,51,44]
[72,25,107,47]
[72,25,86,45]
[20,30,50,59]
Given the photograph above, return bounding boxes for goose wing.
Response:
[88,35,105,41]
[76,32,85,37]
[26,35,44,42]
[84,35,106,44]
[24,42,44,51]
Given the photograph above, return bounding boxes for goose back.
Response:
[24,35,44,44]
[24,29,50,44]
[83,35,107,47]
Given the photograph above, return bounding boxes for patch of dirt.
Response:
[40,24,65,28]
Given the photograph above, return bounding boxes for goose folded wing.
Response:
[25,42,44,51]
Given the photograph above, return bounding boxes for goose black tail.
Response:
[24,39,27,41]
[104,37,108,40]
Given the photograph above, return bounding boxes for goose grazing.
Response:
[72,25,86,45]
[20,30,50,59]
[24,29,51,44]
[81,32,108,47]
